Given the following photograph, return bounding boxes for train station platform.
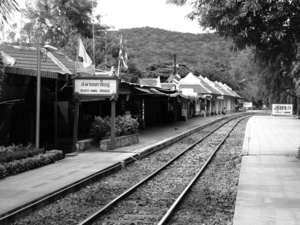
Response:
[0,113,229,221]
[233,115,300,225]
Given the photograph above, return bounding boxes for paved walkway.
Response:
[233,116,300,225]
[0,114,226,218]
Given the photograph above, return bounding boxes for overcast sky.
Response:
[96,0,204,34]
[12,0,205,34]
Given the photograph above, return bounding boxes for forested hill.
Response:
[111,27,239,83]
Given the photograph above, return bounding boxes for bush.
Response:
[0,165,7,179]
[115,115,139,136]
[89,115,139,142]
[89,116,111,142]
[0,145,46,163]
[0,150,64,179]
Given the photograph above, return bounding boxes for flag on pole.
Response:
[119,35,128,69]
[78,37,92,68]
[172,73,181,85]
[167,73,181,89]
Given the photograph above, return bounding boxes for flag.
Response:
[119,36,128,69]
[78,37,92,68]
[171,73,181,85]
[1,51,16,66]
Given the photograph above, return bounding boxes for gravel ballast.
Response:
[11,117,248,225]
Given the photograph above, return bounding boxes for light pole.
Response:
[36,44,41,149]
[36,44,58,150]
[104,31,107,69]
[35,9,46,150]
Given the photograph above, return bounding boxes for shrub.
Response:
[115,115,139,136]
[89,115,139,141]
[89,116,111,142]
[0,150,64,179]
[0,165,6,179]
[0,147,46,164]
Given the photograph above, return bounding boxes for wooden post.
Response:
[204,98,207,117]
[54,79,58,149]
[297,99,300,116]
[72,99,80,152]
[110,97,116,150]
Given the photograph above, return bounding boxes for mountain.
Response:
[110,27,239,83]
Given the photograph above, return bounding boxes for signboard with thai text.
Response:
[73,77,118,99]
[272,104,293,116]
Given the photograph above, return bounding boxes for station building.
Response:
[0,45,241,152]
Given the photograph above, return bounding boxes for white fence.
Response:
[272,104,293,116]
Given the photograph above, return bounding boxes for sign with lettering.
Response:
[243,102,253,108]
[272,104,293,116]
[73,77,118,99]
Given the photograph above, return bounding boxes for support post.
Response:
[110,98,116,150]
[72,99,80,152]
[36,45,41,149]
[54,79,58,149]
[298,99,300,117]
[204,98,207,117]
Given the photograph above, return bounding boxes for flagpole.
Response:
[74,36,80,75]
[117,35,122,76]
[92,0,95,67]
[117,58,121,76]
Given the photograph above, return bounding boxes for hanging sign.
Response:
[73,76,118,99]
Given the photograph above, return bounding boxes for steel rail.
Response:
[78,115,247,225]
[157,115,250,225]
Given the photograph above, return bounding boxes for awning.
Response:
[0,99,25,105]
[179,93,199,100]
[134,87,169,96]
[5,67,69,81]
[134,87,152,94]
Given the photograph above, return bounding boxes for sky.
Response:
[96,0,204,34]
[10,0,205,34]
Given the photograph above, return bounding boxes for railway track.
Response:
[9,114,250,225]
[78,116,249,225]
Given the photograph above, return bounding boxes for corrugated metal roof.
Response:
[199,76,224,96]
[2,45,74,80]
[214,82,236,97]
[139,78,161,87]
[179,84,211,94]
[161,83,176,90]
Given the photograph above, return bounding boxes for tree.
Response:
[167,0,300,102]
[6,23,17,43]
[21,0,101,48]
[0,0,18,26]
[0,0,19,101]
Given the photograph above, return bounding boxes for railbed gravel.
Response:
[167,118,249,225]
[11,118,246,225]
[94,123,234,224]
